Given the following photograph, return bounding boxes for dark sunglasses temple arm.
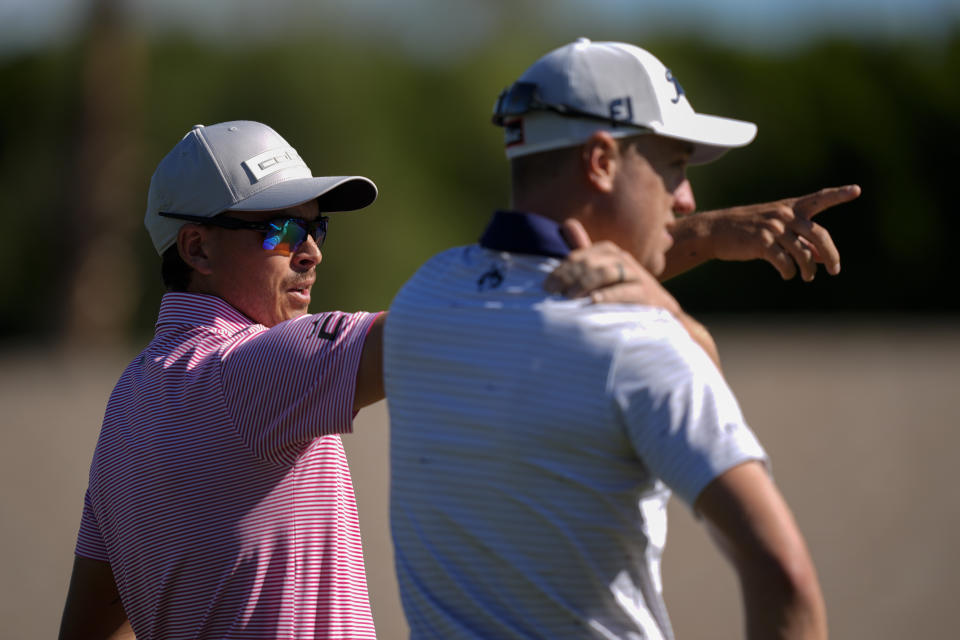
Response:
[158,212,268,231]
[492,82,647,130]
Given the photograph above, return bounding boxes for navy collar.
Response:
[478,210,571,259]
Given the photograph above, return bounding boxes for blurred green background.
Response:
[1,0,957,350]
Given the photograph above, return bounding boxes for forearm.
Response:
[699,463,828,640]
[739,557,828,640]
[661,211,716,281]
[60,618,135,640]
[59,556,135,640]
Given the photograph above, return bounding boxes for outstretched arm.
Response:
[544,185,861,303]
[696,461,828,640]
[662,184,861,282]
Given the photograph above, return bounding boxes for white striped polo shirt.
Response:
[384,211,767,640]
[75,292,379,639]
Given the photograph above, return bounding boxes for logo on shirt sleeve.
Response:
[310,313,345,341]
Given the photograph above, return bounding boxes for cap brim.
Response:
[654,113,758,165]
[228,175,378,213]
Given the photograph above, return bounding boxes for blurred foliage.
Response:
[1,24,958,346]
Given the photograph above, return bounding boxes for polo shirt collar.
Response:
[479,210,571,259]
[156,292,256,335]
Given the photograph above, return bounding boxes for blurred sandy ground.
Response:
[2,320,958,639]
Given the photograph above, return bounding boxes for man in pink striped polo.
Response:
[58,121,385,639]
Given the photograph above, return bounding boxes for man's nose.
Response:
[293,234,322,269]
[673,179,696,215]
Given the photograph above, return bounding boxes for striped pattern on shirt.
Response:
[385,245,767,640]
[75,292,379,639]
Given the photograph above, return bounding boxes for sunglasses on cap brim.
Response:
[159,211,329,253]
[491,81,650,131]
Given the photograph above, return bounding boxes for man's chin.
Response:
[645,251,667,278]
[282,289,312,319]
[285,307,310,322]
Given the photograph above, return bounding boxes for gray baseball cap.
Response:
[492,38,757,164]
[145,121,378,255]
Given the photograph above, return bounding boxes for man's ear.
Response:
[177,224,214,276]
[581,131,620,194]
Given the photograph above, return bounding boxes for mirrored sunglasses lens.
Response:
[313,219,327,249]
[263,219,307,252]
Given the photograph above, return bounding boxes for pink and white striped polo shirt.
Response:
[75,292,380,639]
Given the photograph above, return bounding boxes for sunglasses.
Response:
[491,81,651,131]
[159,212,329,253]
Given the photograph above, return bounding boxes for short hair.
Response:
[509,134,648,195]
[509,144,580,195]
[161,245,193,291]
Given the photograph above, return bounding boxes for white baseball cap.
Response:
[492,38,757,164]
[145,120,378,255]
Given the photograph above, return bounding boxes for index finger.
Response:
[795,184,862,219]
[560,218,592,250]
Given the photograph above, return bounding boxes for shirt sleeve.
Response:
[75,489,110,561]
[220,310,380,465]
[609,316,768,507]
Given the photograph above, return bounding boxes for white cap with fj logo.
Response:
[145,121,378,255]
[494,38,757,164]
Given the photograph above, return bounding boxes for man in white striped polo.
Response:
[386,39,836,639]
